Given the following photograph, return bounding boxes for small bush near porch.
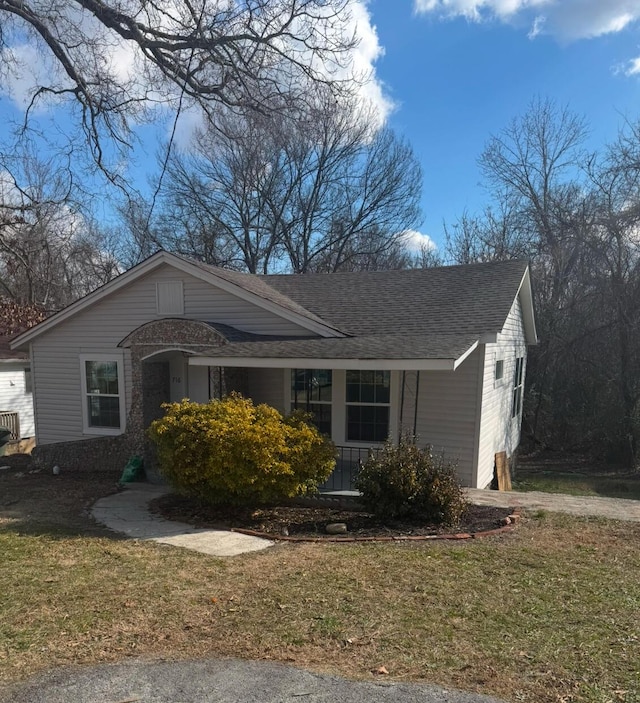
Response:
[355,438,468,526]
[148,394,335,506]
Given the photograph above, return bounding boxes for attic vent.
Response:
[156,281,184,315]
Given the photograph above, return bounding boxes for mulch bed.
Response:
[151,493,515,540]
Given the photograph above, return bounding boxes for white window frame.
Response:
[156,280,184,315]
[512,355,525,419]
[290,369,333,436]
[345,370,392,444]
[80,353,126,435]
[494,358,504,387]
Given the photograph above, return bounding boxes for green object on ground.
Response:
[0,426,11,456]
[119,455,144,483]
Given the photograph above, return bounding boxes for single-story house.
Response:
[0,337,34,442]
[10,251,536,488]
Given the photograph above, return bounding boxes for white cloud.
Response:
[414,0,640,42]
[624,55,640,75]
[402,229,437,252]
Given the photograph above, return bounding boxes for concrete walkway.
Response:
[92,483,640,560]
[92,484,273,557]
[466,487,640,522]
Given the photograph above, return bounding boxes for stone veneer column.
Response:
[119,319,228,454]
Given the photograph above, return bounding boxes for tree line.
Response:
[445,99,640,465]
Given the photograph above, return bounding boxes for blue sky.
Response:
[2,0,640,254]
[368,0,640,248]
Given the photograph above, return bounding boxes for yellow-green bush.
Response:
[148,393,336,506]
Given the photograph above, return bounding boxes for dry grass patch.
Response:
[1,511,640,703]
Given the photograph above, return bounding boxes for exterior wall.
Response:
[412,348,483,487]
[0,362,35,437]
[475,296,528,488]
[247,368,285,412]
[32,435,131,473]
[30,263,311,445]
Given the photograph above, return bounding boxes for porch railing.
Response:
[319,445,382,492]
[0,411,20,440]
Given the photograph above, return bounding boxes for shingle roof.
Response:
[263,259,529,337]
[191,332,480,361]
[0,337,27,361]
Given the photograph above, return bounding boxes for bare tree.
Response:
[446,99,640,465]
[0,145,120,307]
[160,96,422,273]
[0,0,361,176]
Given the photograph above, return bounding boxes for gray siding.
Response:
[32,264,311,445]
[476,295,528,488]
[246,368,285,412]
[412,347,483,487]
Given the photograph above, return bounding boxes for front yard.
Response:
[1,466,639,703]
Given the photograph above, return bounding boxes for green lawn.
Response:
[1,512,639,703]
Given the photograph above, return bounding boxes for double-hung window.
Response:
[291,369,332,436]
[81,355,125,434]
[345,370,390,442]
[512,356,524,418]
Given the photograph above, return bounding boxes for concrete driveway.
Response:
[0,659,506,703]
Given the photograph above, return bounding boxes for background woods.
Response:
[446,99,640,465]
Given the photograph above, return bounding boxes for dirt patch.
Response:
[0,456,121,535]
[151,493,514,539]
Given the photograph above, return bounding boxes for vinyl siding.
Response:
[411,347,483,487]
[476,295,528,488]
[31,264,311,445]
[0,363,35,437]
[246,368,285,412]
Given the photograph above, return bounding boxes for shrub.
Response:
[354,437,468,525]
[148,393,336,507]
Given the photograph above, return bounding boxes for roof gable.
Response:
[11,252,343,349]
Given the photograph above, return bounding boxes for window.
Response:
[494,359,504,385]
[156,280,184,315]
[512,356,524,418]
[81,356,125,434]
[346,370,390,442]
[24,366,32,394]
[291,369,332,436]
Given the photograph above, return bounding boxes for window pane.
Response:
[309,403,332,436]
[86,361,119,395]
[346,382,360,403]
[347,405,389,442]
[88,396,120,428]
[310,370,332,402]
[375,373,390,403]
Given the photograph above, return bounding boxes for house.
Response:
[0,337,34,442]
[10,251,537,488]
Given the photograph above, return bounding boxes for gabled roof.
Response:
[264,259,534,340]
[11,252,537,363]
[11,251,343,349]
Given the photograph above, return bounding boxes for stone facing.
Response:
[34,318,231,473]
